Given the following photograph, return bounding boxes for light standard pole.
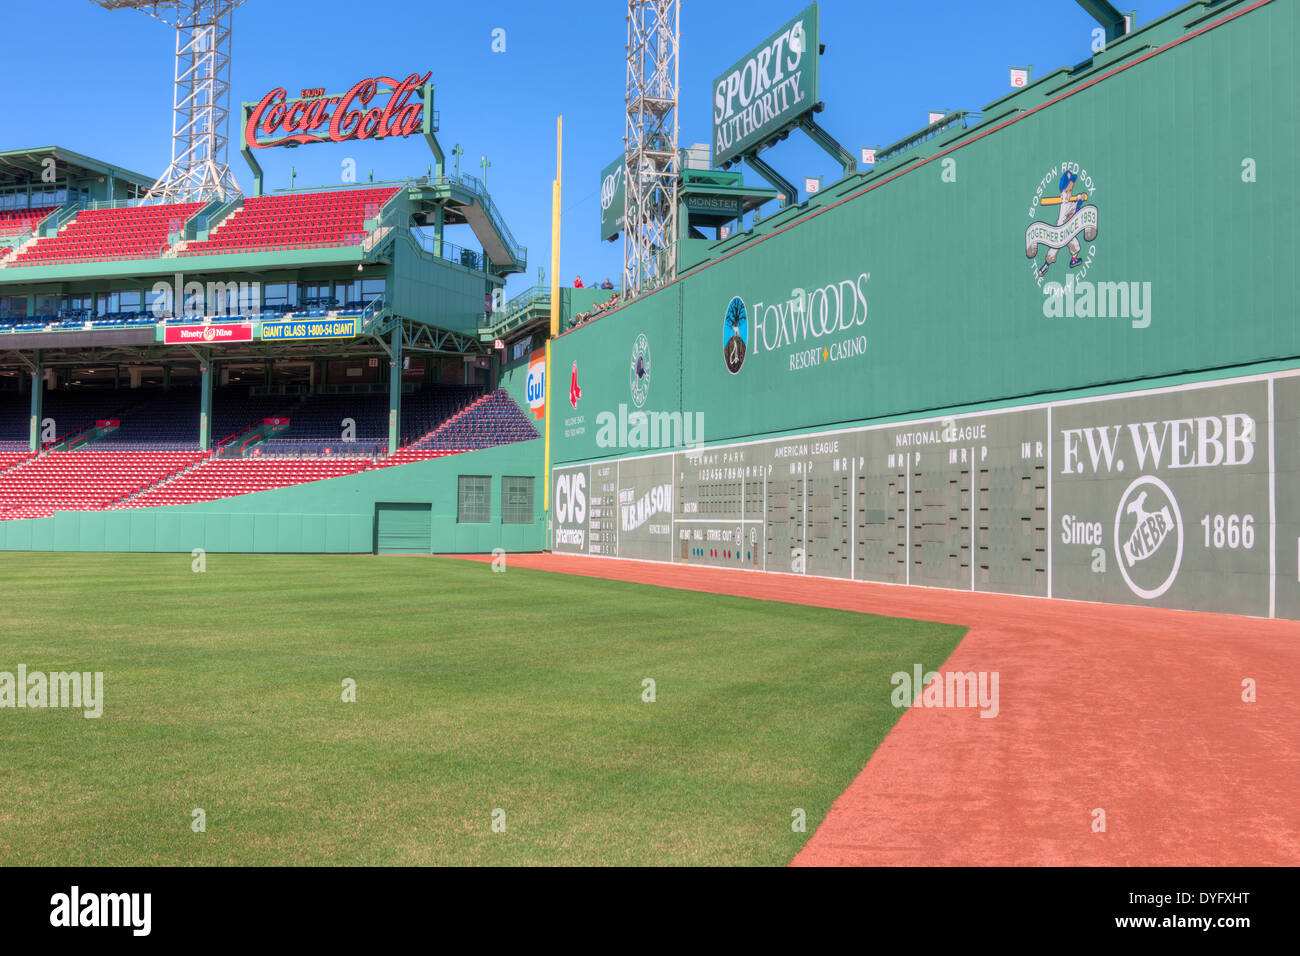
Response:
[452,143,464,179]
[480,156,492,189]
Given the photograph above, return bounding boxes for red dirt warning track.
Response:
[454,553,1300,866]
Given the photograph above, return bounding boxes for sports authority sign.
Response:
[163,323,255,345]
[712,4,819,167]
[244,72,431,150]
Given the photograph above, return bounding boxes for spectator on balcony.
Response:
[573,275,584,288]
[600,277,614,290]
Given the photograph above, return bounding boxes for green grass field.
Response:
[0,553,963,865]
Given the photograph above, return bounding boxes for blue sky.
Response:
[1,0,1183,299]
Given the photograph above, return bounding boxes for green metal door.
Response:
[375,502,433,555]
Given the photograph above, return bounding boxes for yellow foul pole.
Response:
[544,116,561,516]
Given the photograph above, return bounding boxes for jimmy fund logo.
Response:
[629,333,651,408]
[1026,164,1098,280]
[1114,476,1183,600]
[1026,162,1152,327]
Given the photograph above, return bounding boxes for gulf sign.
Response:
[163,323,254,345]
[712,4,819,167]
[526,351,546,420]
[245,72,431,150]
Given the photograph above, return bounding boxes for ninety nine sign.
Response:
[163,323,254,345]
[245,72,431,150]
[712,4,819,167]
[261,319,357,341]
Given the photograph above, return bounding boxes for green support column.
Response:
[433,205,444,259]
[28,355,43,452]
[199,360,213,451]
[388,325,402,455]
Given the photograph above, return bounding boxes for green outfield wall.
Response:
[0,440,545,555]
[546,0,1300,619]
[552,0,1296,462]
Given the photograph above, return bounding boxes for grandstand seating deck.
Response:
[121,457,371,509]
[0,448,205,520]
[0,205,57,239]
[0,384,536,516]
[372,448,464,468]
[12,202,203,265]
[178,187,397,257]
[407,388,539,451]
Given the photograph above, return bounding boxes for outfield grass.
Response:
[0,553,964,865]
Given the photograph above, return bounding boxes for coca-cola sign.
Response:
[244,71,431,150]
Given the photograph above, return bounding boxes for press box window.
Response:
[458,475,491,523]
[501,476,534,525]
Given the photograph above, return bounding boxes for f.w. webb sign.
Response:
[712,4,819,167]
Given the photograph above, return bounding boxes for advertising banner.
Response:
[260,319,356,341]
[712,4,819,166]
[599,155,625,242]
[163,323,255,345]
[526,352,546,420]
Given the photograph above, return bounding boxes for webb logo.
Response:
[1114,476,1182,599]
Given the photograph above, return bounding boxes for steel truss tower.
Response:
[94,0,245,203]
[623,0,680,298]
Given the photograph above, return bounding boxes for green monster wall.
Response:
[551,0,1296,461]
[547,0,1300,619]
[0,441,545,554]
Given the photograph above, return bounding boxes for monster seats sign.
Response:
[244,72,432,149]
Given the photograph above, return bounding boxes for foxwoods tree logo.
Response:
[0,666,103,718]
[1025,162,1152,328]
[1114,475,1183,599]
[723,296,748,374]
[745,270,871,373]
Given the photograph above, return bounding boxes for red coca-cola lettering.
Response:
[244,71,431,150]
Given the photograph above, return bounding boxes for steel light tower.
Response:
[93,0,245,203]
[623,0,680,298]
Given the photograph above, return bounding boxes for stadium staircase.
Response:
[427,174,526,273]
